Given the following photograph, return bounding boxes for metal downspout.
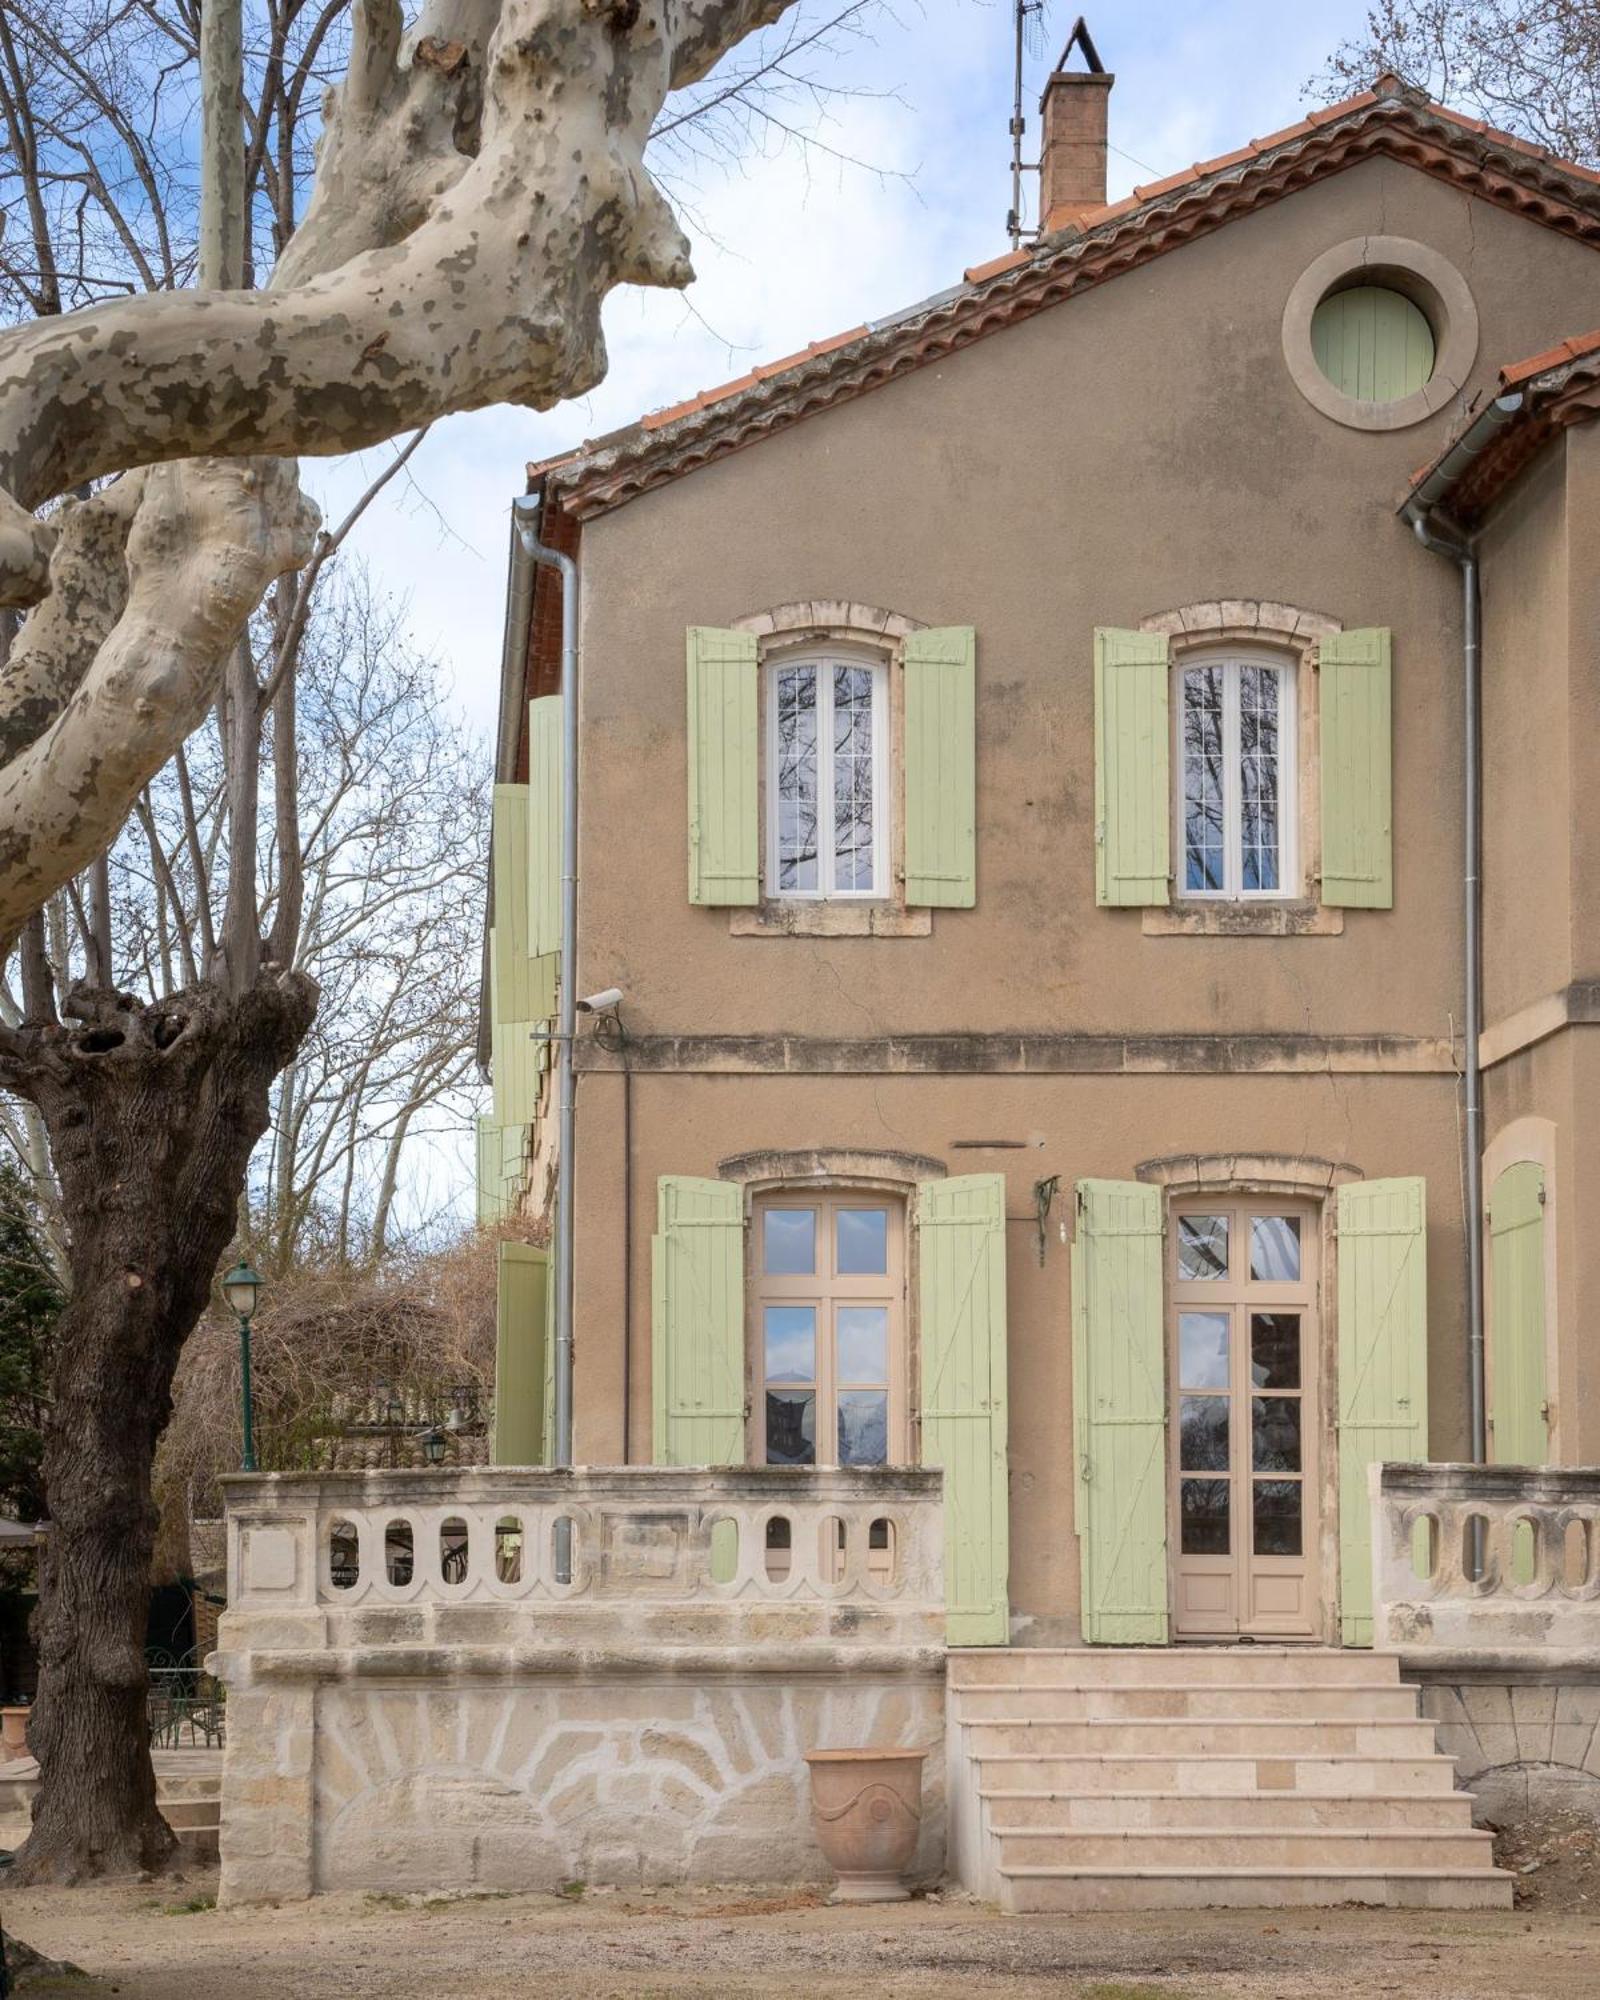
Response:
[1401,390,1522,1467]
[1409,512,1486,1463]
[514,494,578,1475]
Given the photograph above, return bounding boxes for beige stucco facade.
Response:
[504,145,1600,1644]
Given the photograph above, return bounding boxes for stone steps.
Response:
[961,1717,1443,1756]
[949,1647,1403,1687]
[946,1647,1512,1912]
[992,1827,1495,1870]
[969,1753,1461,1792]
[984,1789,1477,1830]
[1001,1866,1513,1913]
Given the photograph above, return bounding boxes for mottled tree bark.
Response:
[0,972,316,1886]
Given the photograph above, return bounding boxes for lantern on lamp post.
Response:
[221,1259,264,1473]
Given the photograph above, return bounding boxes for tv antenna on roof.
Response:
[1008,12,1106,249]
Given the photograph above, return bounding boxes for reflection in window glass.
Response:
[1250,1214,1301,1282]
[1181,1478,1230,1555]
[1252,1396,1302,1472]
[765,1390,816,1465]
[833,665,877,894]
[1179,1395,1230,1471]
[838,1391,888,1466]
[837,1306,888,1380]
[1180,658,1291,898]
[1182,665,1225,893]
[836,1208,888,1275]
[774,664,819,892]
[764,1305,816,1381]
[763,1207,816,1276]
[1239,665,1281,892]
[1253,1478,1303,1556]
[1250,1312,1301,1390]
[768,658,883,899]
[1177,1214,1229,1281]
[1178,1311,1230,1389]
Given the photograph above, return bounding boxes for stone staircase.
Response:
[0,1754,220,1865]
[947,1646,1512,1912]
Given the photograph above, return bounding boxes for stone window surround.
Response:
[729,602,932,938]
[1282,235,1479,435]
[1138,1149,1362,1644]
[1138,600,1346,938]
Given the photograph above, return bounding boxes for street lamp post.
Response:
[221,1259,264,1473]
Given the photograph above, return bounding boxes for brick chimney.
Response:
[1039,59,1114,231]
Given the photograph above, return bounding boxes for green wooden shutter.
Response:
[903,626,977,907]
[919,1173,1008,1645]
[541,1236,557,1465]
[651,1176,746,1463]
[493,1241,548,1464]
[1071,1179,1169,1644]
[1312,288,1435,403]
[1489,1161,1549,1467]
[1320,628,1393,909]
[686,628,759,906]
[527,697,563,999]
[492,788,543,1022]
[1337,1175,1428,1645]
[1094,629,1170,906]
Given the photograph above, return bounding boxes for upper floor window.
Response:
[767,651,888,899]
[1177,651,1296,899]
[754,1190,905,1467]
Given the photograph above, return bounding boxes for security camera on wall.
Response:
[576,988,624,1016]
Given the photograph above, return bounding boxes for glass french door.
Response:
[1170,1199,1321,1639]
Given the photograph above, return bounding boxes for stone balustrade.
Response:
[1371,1460,1600,1665]
[1371,1462,1600,1828]
[210,1467,947,1902]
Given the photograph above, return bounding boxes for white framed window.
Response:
[765,650,889,899]
[752,1191,906,1468]
[1176,650,1297,899]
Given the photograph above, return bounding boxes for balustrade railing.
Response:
[1372,1461,1600,1659]
[220,1465,944,1650]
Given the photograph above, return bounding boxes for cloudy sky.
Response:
[305,0,1374,743]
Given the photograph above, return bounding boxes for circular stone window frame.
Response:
[1283,235,1478,433]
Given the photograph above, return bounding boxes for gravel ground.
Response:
[4,1869,1600,2000]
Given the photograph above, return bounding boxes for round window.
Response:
[1310,285,1436,403]
[1283,239,1475,433]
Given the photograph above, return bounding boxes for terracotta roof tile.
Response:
[1500,326,1600,388]
[640,330,867,432]
[964,249,1032,284]
[544,80,1600,516]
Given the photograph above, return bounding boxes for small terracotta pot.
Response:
[804,1747,926,1903]
[0,1706,29,1759]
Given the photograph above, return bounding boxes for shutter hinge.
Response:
[1538,1185,1548,1205]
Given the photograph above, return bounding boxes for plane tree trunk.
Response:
[0,971,314,1885]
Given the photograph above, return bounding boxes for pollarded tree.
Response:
[0,0,805,1885]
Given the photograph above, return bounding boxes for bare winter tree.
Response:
[1317,2,1600,165]
[0,0,809,1886]
[7,558,489,1272]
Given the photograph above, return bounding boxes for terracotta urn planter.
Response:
[0,1705,29,1760]
[804,1747,927,1902]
